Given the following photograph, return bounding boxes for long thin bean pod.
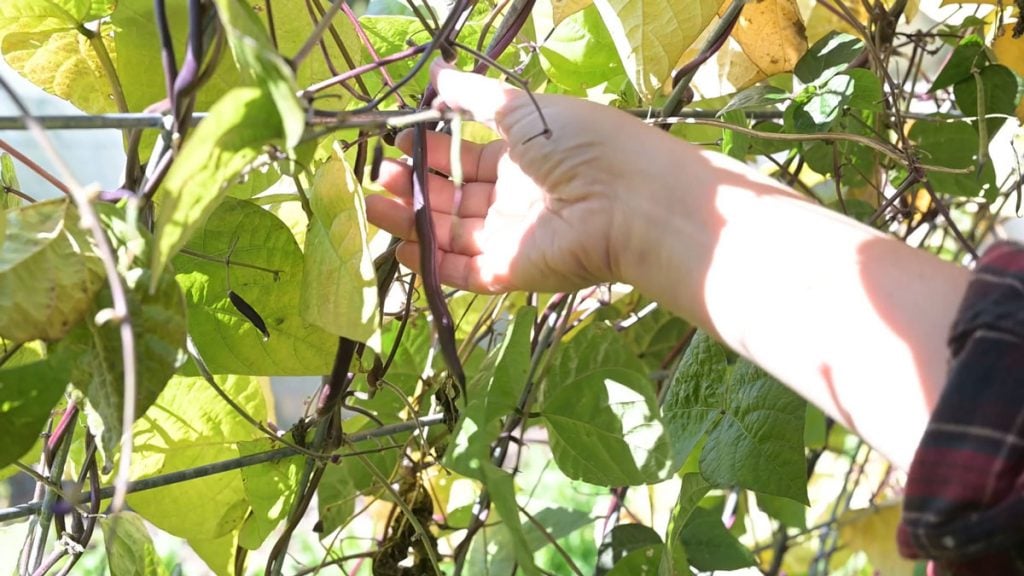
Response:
[412,124,466,398]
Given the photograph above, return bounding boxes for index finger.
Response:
[393,129,504,183]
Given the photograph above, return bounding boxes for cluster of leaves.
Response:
[1,0,1022,574]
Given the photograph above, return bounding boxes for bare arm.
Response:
[366,61,970,470]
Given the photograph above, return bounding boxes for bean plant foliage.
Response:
[0,0,1019,573]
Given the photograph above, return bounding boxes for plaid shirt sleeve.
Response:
[897,241,1024,575]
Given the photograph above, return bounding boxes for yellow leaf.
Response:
[901,0,920,20]
[1,30,117,113]
[991,24,1024,120]
[839,503,918,576]
[802,0,868,44]
[718,37,768,90]
[552,0,593,26]
[594,0,726,102]
[940,0,1009,5]
[731,0,808,76]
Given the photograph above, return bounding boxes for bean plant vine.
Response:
[0,0,1021,574]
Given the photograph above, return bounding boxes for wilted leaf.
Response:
[0,358,68,469]
[0,200,104,343]
[127,374,269,541]
[101,511,169,576]
[593,0,724,101]
[664,332,808,502]
[731,0,807,77]
[151,87,284,286]
[173,198,338,375]
[300,147,380,350]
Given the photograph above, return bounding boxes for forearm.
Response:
[618,140,970,470]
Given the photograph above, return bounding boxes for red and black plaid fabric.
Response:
[897,241,1024,575]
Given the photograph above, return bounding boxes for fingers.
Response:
[394,241,507,294]
[365,194,488,256]
[374,160,495,217]
[392,130,504,183]
[430,59,520,131]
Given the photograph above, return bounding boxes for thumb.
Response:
[430,59,523,132]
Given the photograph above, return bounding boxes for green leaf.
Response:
[679,506,755,571]
[300,146,380,349]
[237,438,302,550]
[539,4,624,93]
[446,306,536,474]
[316,463,357,536]
[720,85,790,116]
[0,358,69,469]
[804,404,827,448]
[789,71,878,133]
[211,0,305,149]
[596,523,661,576]
[720,110,751,160]
[0,0,113,33]
[542,322,646,404]
[1,153,21,210]
[0,0,117,113]
[471,507,593,575]
[794,31,864,85]
[592,0,721,102]
[953,64,1019,138]
[60,267,186,462]
[908,119,997,199]
[112,0,356,121]
[173,198,338,375]
[0,200,104,343]
[618,302,690,373]
[110,0,241,138]
[843,68,884,111]
[800,108,879,188]
[661,472,709,575]
[101,511,169,576]
[188,532,238,576]
[756,492,807,529]
[151,87,285,286]
[542,367,676,486]
[127,374,269,541]
[664,332,808,502]
[931,34,987,92]
[444,306,540,576]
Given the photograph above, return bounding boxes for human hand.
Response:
[366,60,678,294]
